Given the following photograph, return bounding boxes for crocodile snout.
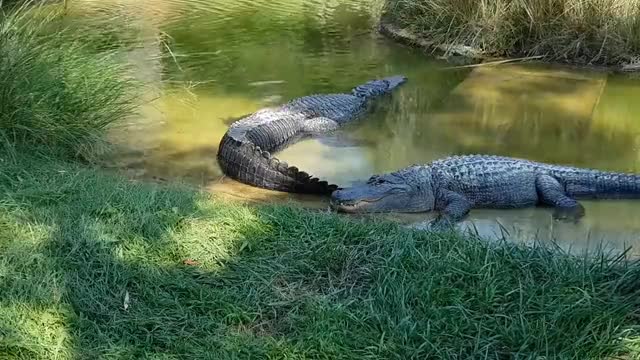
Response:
[385,75,408,89]
[330,188,384,213]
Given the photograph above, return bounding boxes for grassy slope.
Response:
[381,0,640,66]
[2,153,640,359]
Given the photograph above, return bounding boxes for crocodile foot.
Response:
[552,204,585,223]
[429,215,457,232]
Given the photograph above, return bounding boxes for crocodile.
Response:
[330,154,640,228]
[217,75,407,194]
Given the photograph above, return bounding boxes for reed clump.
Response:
[0,5,139,159]
[382,0,640,65]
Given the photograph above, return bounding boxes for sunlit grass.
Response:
[382,0,640,65]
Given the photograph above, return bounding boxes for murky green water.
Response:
[62,0,640,256]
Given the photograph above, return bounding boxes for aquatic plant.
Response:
[0,4,139,160]
[382,0,640,66]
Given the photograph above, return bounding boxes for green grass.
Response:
[2,152,640,359]
[381,0,640,66]
[0,4,139,160]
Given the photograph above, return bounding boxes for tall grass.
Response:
[0,4,139,160]
[382,0,640,65]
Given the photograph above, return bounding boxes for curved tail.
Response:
[351,75,407,99]
[217,133,339,195]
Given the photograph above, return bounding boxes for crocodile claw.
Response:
[429,216,456,232]
[552,204,585,223]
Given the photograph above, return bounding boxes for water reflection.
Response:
[64,0,640,256]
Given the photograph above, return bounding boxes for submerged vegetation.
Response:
[381,0,640,66]
[1,1,640,359]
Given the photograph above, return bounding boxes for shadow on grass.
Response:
[2,153,640,359]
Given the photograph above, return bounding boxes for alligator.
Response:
[330,154,640,228]
[217,75,407,194]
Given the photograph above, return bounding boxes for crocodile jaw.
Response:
[385,75,408,90]
[330,185,420,213]
[330,195,393,213]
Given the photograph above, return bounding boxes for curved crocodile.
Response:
[217,75,407,194]
[330,154,640,228]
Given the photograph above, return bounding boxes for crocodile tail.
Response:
[563,167,640,200]
[217,133,339,195]
[351,75,407,99]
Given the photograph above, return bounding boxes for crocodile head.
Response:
[352,75,408,98]
[330,167,434,213]
[382,75,408,90]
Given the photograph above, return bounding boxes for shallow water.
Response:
[64,0,640,256]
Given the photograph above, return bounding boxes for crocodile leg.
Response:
[304,117,373,148]
[302,117,340,134]
[317,133,374,148]
[430,190,473,230]
[536,174,586,222]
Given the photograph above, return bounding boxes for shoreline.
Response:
[378,20,640,74]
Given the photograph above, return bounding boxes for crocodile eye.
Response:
[367,177,384,185]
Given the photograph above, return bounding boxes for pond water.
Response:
[62,0,640,256]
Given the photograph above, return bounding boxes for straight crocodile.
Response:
[330,154,640,228]
[217,75,407,194]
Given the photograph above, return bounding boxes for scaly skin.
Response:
[330,155,640,228]
[217,75,407,194]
